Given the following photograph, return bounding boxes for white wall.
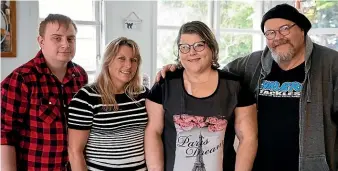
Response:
[1,1,157,82]
[1,1,40,80]
[104,1,157,81]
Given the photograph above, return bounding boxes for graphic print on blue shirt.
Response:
[259,80,302,98]
[173,114,227,171]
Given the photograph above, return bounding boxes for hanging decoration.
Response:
[124,12,142,30]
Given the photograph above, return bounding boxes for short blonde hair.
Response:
[39,14,77,36]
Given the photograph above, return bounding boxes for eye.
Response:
[280,25,290,31]
[194,42,205,47]
[131,58,138,63]
[54,37,61,41]
[264,31,274,36]
[118,56,126,61]
[67,37,75,42]
[179,44,190,50]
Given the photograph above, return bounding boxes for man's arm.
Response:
[155,64,177,82]
[333,57,338,167]
[234,104,258,171]
[333,57,338,125]
[223,57,247,76]
[1,72,29,171]
[144,99,165,171]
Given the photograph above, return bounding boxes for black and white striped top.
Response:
[68,85,148,171]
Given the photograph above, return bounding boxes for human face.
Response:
[38,23,76,65]
[264,18,305,62]
[178,34,213,73]
[108,45,139,89]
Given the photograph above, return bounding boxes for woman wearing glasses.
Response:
[145,21,258,171]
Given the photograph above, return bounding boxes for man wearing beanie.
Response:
[227,3,338,171]
[155,3,338,171]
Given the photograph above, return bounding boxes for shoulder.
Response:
[236,50,263,64]
[218,69,251,93]
[1,58,37,86]
[71,62,88,76]
[136,86,150,99]
[247,50,264,60]
[157,68,183,86]
[218,69,242,82]
[77,84,100,97]
[312,43,338,73]
[164,68,183,81]
[69,62,88,84]
[10,58,37,77]
[223,50,263,75]
[313,43,338,61]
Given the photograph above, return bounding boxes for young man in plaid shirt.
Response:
[1,14,88,171]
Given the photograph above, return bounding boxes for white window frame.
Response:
[155,0,267,71]
[38,0,102,82]
[155,0,338,71]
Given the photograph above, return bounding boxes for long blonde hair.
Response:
[95,37,143,111]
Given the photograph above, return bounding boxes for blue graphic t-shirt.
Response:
[253,61,305,171]
[147,69,255,171]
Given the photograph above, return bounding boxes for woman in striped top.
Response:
[67,37,148,171]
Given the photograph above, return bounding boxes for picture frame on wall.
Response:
[1,1,16,57]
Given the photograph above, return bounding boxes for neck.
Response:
[278,45,306,71]
[45,58,68,82]
[184,68,214,83]
[114,86,125,94]
[111,80,126,94]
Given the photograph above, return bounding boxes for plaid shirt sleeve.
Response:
[1,71,30,145]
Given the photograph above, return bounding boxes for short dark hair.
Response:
[39,14,77,36]
[175,21,220,69]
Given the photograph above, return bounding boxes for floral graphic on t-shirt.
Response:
[173,114,228,171]
[173,114,227,132]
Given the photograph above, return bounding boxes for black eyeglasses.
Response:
[264,24,296,40]
[178,41,206,54]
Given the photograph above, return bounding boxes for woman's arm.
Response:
[67,87,95,171]
[234,104,258,171]
[144,99,165,171]
[68,129,90,171]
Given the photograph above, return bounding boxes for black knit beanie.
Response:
[261,4,312,35]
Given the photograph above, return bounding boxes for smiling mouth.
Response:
[120,71,131,74]
[188,58,201,62]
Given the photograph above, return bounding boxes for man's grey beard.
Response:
[270,47,295,64]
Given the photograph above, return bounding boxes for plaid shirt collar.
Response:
[33,50,82,80]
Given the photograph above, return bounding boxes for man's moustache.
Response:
[273,39,289,48]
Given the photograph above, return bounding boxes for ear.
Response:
[37,36,44,48]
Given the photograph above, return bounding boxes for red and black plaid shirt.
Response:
[1,50,88,171]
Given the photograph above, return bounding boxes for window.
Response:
[156,0,266,70]
[217,1,263,67]
[157,1,210,71]
[39,0,102,83]
[156,0,337,71]
[302,0,338,51]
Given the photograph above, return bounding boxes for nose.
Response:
[124,59,132,68]
[189,46,197,56]
[61,38,70,48]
